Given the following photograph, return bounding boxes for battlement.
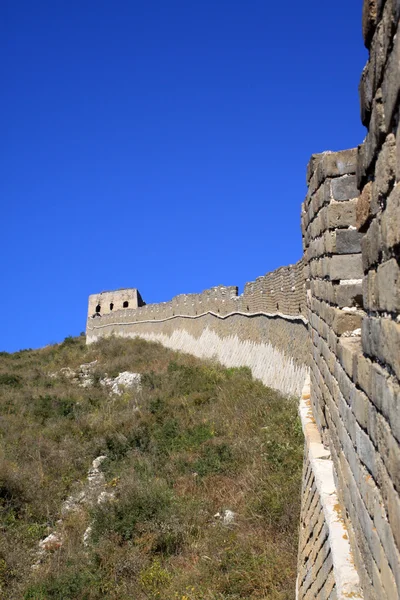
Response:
[85,1,400,596]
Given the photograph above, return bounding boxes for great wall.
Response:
[86,2,400,598]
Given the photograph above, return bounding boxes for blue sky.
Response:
[2,1,367,352]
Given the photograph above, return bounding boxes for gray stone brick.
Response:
[357,90,387,186]
[363,270,379,310]
[335,229,364,254]
[338,337,361,379]
[377,258,400,312]
[330,254,364,281]
[371,133,396,214]
[356,422,378,479]
[382,21,400,131]
[376,413,400,492]
[381,183,400,250]
[331,174,359,201]
[327,199,358,229]
[361,217,381,270]
[359,62,373,126]
[355,352,373,398]
[357,181,373,231]
[336,281,363,308]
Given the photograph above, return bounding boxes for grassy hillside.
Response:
[0,335,303,599]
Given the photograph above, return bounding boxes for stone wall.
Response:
[87,261,308,397]
[86,2,400,596]
[296,2,400,598]
[88,288,144,317]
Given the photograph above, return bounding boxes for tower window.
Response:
[110,303,114,311]
[123,301,129,308]
[96,304,101,313]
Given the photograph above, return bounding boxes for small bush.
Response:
[32,395,75,422]
[24,569,98,599]
[0,373,21,387]
[193,442,234,476]
[139,559,172,598]
[92,477,174,542]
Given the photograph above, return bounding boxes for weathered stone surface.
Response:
[357,181,373,230]
[308,149,358,197]
[363,317,400,379]
[382,21,400,130]
[362,0,384,48]
[335,229,364,254]
[357,90,386,187]
[361,217,381,270]
[331,174,359,201]
[330,254,363,281]
[332,309,363,336]
[381,183,400,250]
[377,259,400,312]
[359,63,373,126]
[336,281,363,308]
[362,269,379,310]
[371,133,396,214]
[327,199,358,229]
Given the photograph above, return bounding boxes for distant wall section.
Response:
[86,262,308,397]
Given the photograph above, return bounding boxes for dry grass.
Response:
[0,335,303,599]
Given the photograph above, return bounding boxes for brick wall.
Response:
[86,2,400,596]
[86,262,308,397]
[298,0,400,591]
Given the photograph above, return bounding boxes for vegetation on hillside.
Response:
[0,335,303,599]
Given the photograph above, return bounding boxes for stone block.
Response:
[362,269,379,310]
[307,152,323,184]
[353,388,370,430]
[335,229,364,254]
[327,199,358,229]
[330,174,359,201]
[338,337,361,379]
[356,422,378,479]
[397,118,400,182]
[330,254,364,281]
[363,316,400,379]
[331,308,363,336]
[383,378,400,444]
[376,413,400,492]
[355,352,373,398]
[371,133,396,214]
[361,217,381,270]
[377,258,400,312]
[381,183,400,250]
[380,318,400,379]
[324,230,336,253]
[357,90,387,187]
[359,62,373,126]
[382,21,400,131]
[357,182,373,231]
[362,0,382,47]
[336,281,363,308]
[308,149,358,197]
[379,463,400,558]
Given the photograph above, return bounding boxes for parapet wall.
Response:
[87,261,308,397]
[86,2,400,597]
[297,2,400,596]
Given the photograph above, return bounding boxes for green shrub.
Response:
[193,442,234,476]
[32,395,75,422]
[92,478,174,542]
[24,569,98,599]
[0,373,21,387]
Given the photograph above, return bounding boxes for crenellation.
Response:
[85,2,399,596]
